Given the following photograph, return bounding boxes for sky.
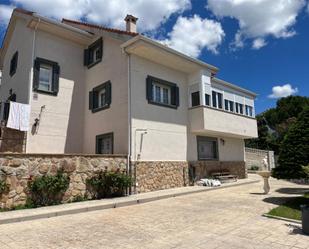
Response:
[0,0,308,114]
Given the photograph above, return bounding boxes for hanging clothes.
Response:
[6,101,31,131]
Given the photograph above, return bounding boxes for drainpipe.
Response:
[26,17,40,153]
[127,52,132,195]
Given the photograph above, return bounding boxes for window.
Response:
[191,91,200,107]
[84,38,103,68]
[224,99,229,111]
[235,103,244,114]
[96,133,113,154]
[245,105,253,117]
[10,51,18,76]
[224,99,234,112]
[89,81,111,113]
[212,91,222,109]
[33,58,60,95]
[197,136,218,160]
[205,94,210,106]
[146,75,179,109]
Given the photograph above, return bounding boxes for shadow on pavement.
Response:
[262,196,296,205]
[285,224,305,236]
[275,188,309,195]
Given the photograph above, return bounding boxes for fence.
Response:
[245,147,275,171]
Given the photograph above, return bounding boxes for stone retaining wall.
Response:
[134,161,189,193]
[0,154,127,209]
[190,161,247,180]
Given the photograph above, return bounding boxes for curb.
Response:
[0,179,260,225]
[263,214,301,224]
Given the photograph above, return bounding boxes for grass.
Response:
[268,192,309,220]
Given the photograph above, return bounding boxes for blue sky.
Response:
[0,0,308,114]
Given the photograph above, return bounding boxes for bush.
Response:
[87,170,132,199]
[27,170,70,207]
[272,108,309,179]
[250,165,259,171]
[0,178,9,195]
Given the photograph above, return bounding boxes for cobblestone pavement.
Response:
[0,175,308,249]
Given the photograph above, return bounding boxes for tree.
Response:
[246,96,309,154]
[272,108,309,179]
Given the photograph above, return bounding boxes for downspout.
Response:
[127,52,133,195]
[26,17,40,153]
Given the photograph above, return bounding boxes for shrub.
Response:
[0,178,9,195]
[27,170,70,207]
[250,165,259,171]
[87,170,132,199]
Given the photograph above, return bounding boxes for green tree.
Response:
[272,108,309,179]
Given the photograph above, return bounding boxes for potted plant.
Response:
[301,205,309,235]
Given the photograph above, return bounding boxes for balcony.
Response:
[189,106,258,139]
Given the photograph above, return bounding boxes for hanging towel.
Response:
[6,101,31,131]
[19,103,31,131]
[6,101,20,130]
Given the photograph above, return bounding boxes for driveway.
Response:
[0,176,308,249]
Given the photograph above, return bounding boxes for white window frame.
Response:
[152,82,171,105]
[39,64,53,92]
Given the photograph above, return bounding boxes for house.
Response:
[0,8,258,186]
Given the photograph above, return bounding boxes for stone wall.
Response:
[134,161,189,193]
[245,147,275,171]
[0,127,26,153]
[190,161,247,180]
[0,154,127,209]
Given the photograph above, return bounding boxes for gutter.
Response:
[127,52,132,195]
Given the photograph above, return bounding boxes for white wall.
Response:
[130,55,188,161]
[26,29,86,153]
[82,35,129,154]
[0,18,33,104]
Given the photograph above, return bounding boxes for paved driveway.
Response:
[0,176,308,249]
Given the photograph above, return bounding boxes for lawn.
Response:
[268,192,309,220]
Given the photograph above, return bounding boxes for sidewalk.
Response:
[0,175,260,224]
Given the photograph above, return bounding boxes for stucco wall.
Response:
[83,35,129,154]
[130,55,188,161]
[187,134,245,161]
[26,29,86,153]
[0,18,33,104]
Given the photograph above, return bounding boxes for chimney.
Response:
[124,14,138,33]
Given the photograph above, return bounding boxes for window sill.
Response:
[91,104,110,113]
[87,59,102,69]
[148,100,178,109]
[34,89,58,96]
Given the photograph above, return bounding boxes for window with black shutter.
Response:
[10,51,18,77]
[89,81,111,113]
[191,91,200,107]
[33,58,60,96]
[84,38,103,68]
[146,75,179,109]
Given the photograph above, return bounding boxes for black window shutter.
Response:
[171,85,179,107]
[89,91,94,110]
[33,59,40,91]
[93,91,99,109]
[97,39,103,60]
[106,81,112,106]
[84,49,89,66]
[146,77,153,101]
[52,64,60,95]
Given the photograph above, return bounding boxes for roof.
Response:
[121,35,219,73]
[212,77,257,98]
[62,19,139,37]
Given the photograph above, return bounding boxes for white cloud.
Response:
[161,15,225,57]
[5,0,191,32]
[0,5,14,26]
[252,38,267,49]
[268,84,298,99]
[207,0,306,49]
